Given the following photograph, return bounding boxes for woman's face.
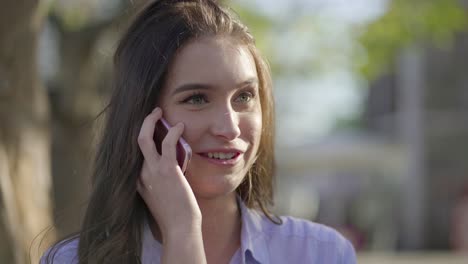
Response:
[158,36,262,199]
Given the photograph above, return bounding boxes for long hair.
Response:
[46,0,277,263]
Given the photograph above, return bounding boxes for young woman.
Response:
[42,0,356,263]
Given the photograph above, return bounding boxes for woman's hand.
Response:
[136,107,202,239]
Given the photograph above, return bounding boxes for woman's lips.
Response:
[197,152,242,166]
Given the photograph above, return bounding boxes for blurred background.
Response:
[1,0,468,263]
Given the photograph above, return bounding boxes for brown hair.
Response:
[45,0,278,263]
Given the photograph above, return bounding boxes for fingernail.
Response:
[152,107,160,113]
[178,123,184,129]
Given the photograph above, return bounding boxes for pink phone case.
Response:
[154,118,192,173]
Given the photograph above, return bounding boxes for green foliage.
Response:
[51,1,95,31]
[228,3,279,73]
[332,115,364,132]
[359,0,468,80]
[229,3,273,42]
[38,0,56,19]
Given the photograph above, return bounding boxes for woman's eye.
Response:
[182,93,208,105]
[235,92,254,103]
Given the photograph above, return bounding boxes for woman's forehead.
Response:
[163,36,258,92]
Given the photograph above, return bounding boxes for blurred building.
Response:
[364,32,468,250]
[274,27,468,253]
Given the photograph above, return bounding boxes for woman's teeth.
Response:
[207,152,236,160]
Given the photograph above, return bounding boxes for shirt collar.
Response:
[141,218,162,263]
[140,198,271,264]
[237,196,270,264]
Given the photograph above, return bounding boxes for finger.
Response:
[137,108,162,161]
[161,122,184,161]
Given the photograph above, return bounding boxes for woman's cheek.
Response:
[180,115,206,142]
[164,108,201,132]
[242,114,262,143]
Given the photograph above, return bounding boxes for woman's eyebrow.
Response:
[238,78,258,88]
[171,84,213,96]
[171,77,259,96]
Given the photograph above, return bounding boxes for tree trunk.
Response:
[48,0,149,238]
[0,1,55,263]
[50,24,111,238]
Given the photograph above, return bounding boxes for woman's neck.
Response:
[197,193,241,264]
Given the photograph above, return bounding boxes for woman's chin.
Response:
[186,173,243,199]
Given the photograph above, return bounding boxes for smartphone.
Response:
[154,118,192,173]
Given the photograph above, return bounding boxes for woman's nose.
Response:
[210,108,241,141]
